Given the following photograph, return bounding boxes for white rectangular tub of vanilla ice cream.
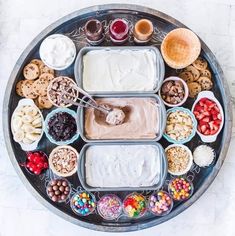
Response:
[77,142,167,191]
[74,46,165,94]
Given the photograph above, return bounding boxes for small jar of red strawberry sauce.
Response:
[109,18,129,44]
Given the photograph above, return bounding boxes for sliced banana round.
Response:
[24,106,38,117]
[22,137,33,144]
[33,114,41,120]
[13,130,25,142]
[12,116,23,131]
[25,133,40,141]
[32,117,42,127]
[14,109,25,117]
[33,128,42,134]
[21,115,34,124]
[21,124,35,133]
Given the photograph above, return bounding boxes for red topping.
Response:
[23,151,48,175]
[193,98,222,136]
[111,21,127,34]
[110,19,129,40]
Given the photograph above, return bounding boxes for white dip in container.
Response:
[39,34,76,70]
[82,49,157,92]
[85,145,160,188]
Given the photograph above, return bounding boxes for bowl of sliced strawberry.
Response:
[192,91,224,143]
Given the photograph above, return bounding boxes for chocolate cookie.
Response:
[23,63,40,80]
[200,69,212,79]
[192,57,208,71]
[179,71,194,83]
[22,80,38,99]
[38,94,53,109]
[39,64,55,76]
[198,76,213,90]
[33,73,54,96]
[30,59,44,73]
[184,65,200,81]
[16,80,24,97]
[188,82,202,98]
[34,97,44,109]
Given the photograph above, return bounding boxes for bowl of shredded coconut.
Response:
[193,145,215,167]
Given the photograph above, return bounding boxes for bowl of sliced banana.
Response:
[11,98,44,151]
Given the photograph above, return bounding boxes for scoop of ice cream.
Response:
[105,108,126,125]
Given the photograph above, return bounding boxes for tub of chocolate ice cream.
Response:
[77,94,166,142]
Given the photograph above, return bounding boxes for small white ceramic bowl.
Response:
[191,91,224,143]
[11,98,44,151]
[39,34,76,71]
[165,144,193,176]
[159,76,189,107]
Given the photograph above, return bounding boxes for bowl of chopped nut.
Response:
[48,145,79,177]
[165,144,193,175]
[163,107,197,144]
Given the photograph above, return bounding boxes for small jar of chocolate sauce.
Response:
[84,19,104,45]
[109,19,129,45]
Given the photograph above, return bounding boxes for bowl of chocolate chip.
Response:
[159,76,188,107]
[46,178,71,203]
[49,145,78,177]
[44,107,79,145]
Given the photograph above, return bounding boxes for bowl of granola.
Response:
[165,144,193,175]
[163,107,197,144]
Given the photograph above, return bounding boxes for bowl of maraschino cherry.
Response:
[21,151,49,175]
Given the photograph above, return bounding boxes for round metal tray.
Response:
[3,4,233,232]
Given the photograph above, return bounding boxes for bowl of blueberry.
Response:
[44,108,79,145]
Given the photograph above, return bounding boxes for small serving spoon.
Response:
[61,86,126,125]
[61,94,110,114]
[61,85,111,114]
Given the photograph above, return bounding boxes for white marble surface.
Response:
[0,0,235,235]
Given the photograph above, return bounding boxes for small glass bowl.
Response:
[148,191,173,216]
[123,193,147,218]
[46,178,71,203]
[109,18,129,39]
[44,107,79,145]
[22,151,48,176]
[163,107,197,144]
[97,194,122,220]
[70,191,96,216]
[168,177,194,201]
[109,18,129,45]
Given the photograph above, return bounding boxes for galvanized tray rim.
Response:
[2,3,233,232]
